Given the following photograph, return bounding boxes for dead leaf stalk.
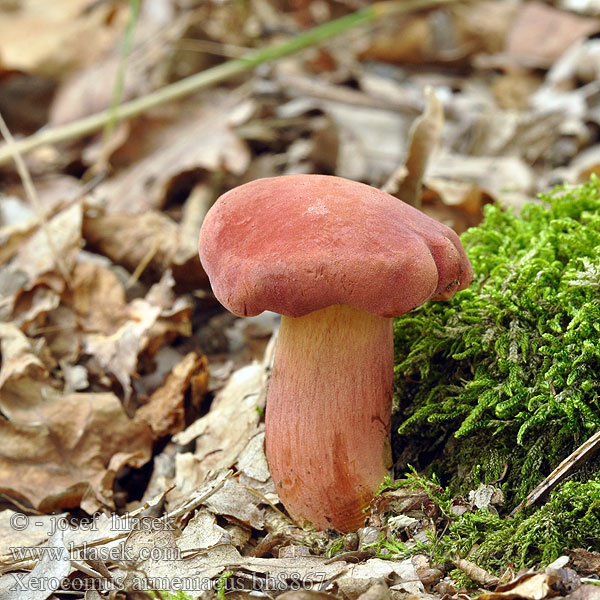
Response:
[0,111,72,286]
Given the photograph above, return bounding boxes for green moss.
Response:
[393,178,600,503]
[439,476,600,570]
[375,471,600,576]
[150,592,197,600]
[216,571,233,600]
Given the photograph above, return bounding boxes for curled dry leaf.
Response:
[468,483,505,510]
[12,284,61,331]
[93,100,252,216]
[0,197,38,266]
[0,322,49,391]
[43,304,79,365]
[66,261,127,336]
[455,557,500,589]
[383,86,444,208]
[82,210,208,289]
[143,270,193,355]
[83,299,161,403]
[0,177,82,267]
[412,554,443,587]
[136,351,208,439]
[83,211,179,284]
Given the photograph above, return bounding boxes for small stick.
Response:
[512,428,600,515]
[455,557,499,588]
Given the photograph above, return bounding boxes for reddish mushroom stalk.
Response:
[266,304,393,531]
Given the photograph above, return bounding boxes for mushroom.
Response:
[198,174,473,532]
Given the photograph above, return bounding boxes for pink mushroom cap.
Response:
[199,174,473,318]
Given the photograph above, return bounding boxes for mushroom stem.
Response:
[265,304,393,532]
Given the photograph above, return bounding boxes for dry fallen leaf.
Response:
[333,558,424,598]
[82,209,208,290]
[136,351,208,438]
[93,99,252,215]
[505,1,600,68]
[83,299,161,403]
[426,153,534,211]
[0,390,152,512]
[412,554,444,587]
[568,549,600,576]
[0,322,49,391]
[9,201,82,291]
[455,557,500,589]
[0,0,126,77]
[0,531,70,600]
[479,572,557,600]
[563,585,600,600]
[82,210,179,284]
[113,542,241,593]
[236,431,271,483]
[178,509,232,551]
[67,261,127,334]
[0,510,67,560]
[468,483,505,510]
[383,86,444,208]
[203,478,267,529]
[174,364,265,485]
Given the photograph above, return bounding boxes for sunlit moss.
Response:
[438,476,600,571]
[375,471,600,576]
[393,178,600,503]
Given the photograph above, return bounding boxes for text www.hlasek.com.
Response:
[10,543,181,562]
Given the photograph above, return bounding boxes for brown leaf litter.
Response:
[3,0,600,598]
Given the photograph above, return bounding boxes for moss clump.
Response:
[375,472,600,574]
[438,475,600,572]
[393,179,600,504]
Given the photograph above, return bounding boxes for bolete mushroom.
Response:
[198,174,473,532]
